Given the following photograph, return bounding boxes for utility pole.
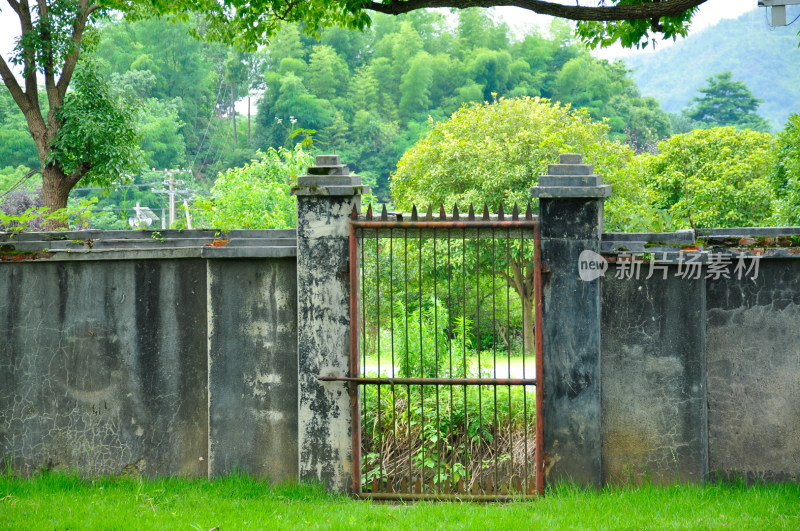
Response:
[168,173,176,226]
[231,84,237,142]
[152,169,191,228]
[247,96,251,145]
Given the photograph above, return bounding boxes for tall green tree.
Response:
[552,55,671,149]
[391,97,635,353]
[638,127,776,228]
[0,2,146,228]
[684,72,771,132]
[95,18,224,170]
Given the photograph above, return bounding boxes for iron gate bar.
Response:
[337,207,543,500]
[534,221,545,495]
[349,218,361,495]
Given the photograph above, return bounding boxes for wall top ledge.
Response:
[292,185,370,197]
[0,229,297,262]
[531,185,612,198]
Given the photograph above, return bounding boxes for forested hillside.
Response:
[253,10,670,198]
[625,8,800,131]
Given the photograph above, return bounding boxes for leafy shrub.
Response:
[382,299,473,379]
[192,144,312,229]
[771,114,800,226]
[637,127,776,229]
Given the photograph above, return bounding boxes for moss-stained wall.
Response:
[0,230,298,481]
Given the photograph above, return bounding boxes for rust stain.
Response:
[1,252,52,261]
[205,240,229,247]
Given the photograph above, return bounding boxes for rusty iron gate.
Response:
[323,203,543,500]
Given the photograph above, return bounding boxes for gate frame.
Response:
[332,208,545,500]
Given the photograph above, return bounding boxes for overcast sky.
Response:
[0,0,766,79]
[500,0,758,59]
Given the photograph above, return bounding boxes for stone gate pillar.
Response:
[292,155,368,492]
[531,153,611,488]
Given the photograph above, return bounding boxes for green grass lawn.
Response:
[2,472,799,530]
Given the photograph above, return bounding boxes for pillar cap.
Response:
[293,154,369,195]
[531,153,612,199]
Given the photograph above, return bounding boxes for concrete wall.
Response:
[601,265,707,484]
[706,257,800,483]
[599,234,800,485]
[0,230,298,481]
[3,172,800,490]
[208,258,298,481]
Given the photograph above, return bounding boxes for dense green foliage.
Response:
[192,145,311,229]
[574,0,699,49]
[48,62,143,187]
[2,0,704,221]
[254,11,672,199]
[93,18,242,180]
[0,92,40,171]
[684,72,771,132]
[625,127,777,229]
[391,97,643,230]
[3,472,800,528]
[362,380,535,488]
[150,0,711,53]
[771,114,800,227]
[1,5,798,233]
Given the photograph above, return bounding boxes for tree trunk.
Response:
[40,164,75,231]
[521,291,535,360]
[500,257,536,359]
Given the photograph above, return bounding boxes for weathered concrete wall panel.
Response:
[601,270,707,484]
[0,260,208,478]
[706,259,800,482]
[208,258,298,482]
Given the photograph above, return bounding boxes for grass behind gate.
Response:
[2,471,800,529]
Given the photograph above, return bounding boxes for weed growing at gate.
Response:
[360,299,536,493]
[361,382,536,492]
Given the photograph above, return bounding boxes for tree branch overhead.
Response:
[365,0,707,21]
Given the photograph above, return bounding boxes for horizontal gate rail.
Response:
[318,376,538,386]
[334,203,544,501]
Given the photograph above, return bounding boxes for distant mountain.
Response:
[625,8,800,131]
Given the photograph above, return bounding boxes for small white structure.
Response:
[759,0,800,26]
[128,202,160,229]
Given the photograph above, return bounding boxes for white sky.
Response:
[499,0,758,59]
[0,1,769,81]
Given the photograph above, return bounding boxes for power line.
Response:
[0,169,41,200]
[191,77,227,171]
